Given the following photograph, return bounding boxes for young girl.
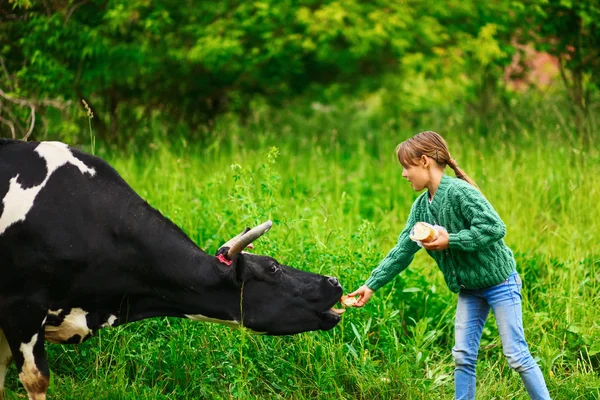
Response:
[349,131,551,400]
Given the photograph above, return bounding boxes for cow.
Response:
[0,139,345,400]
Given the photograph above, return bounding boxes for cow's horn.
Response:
[218,227,251,253]
[227,220,273,257]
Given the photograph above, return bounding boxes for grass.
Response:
[4,105,600,399]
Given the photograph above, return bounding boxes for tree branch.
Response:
[0,55,13,90]
[557,54,573,94]
[0,102,26,133]
[0,87,36,140]
[0,14,28,22]
[0,114,17,139]
[39,98,72,109]
[65,0,89,25]
[23,108,35,140]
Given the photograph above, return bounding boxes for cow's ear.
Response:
[215,246,229,258]
[214,251,246,285]
[215,248,250,285]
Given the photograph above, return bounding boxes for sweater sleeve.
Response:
[365,202,421,291]
[447,185,507,252]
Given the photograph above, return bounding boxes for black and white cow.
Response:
[0,139,344,400]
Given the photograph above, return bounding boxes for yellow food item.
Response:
[340,295,358,307]
[410,222,438,243]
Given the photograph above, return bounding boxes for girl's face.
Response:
[401,156,431,191]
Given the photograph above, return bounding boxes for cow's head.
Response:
[213,221,344,335]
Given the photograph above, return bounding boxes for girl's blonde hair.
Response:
[396,131,479,189]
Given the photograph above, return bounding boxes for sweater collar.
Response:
[428,174,451,212]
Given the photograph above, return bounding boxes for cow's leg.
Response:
[0,304,49,400]
[0,329,13,400]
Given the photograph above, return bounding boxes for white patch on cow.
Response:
[0,141,96,235]
[185,314,240,329]
[101,315,117,328]
[19,333,48,399]
[19,333,38,376]
[44,308,92,344]
[47,309,62,316]
[34,142,95,177]
[0,329,12,393]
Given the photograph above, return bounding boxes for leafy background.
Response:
[1,0,599,399]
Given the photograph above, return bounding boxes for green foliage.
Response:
[517,0,600,115]
[0,0,596,143]
[0,3,598,398]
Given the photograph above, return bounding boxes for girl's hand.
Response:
[422,227,449,251]
[347,285,374,307]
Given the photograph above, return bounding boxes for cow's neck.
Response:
[69,200,242,329]
[121,202,242,322]
[45,201,245,345]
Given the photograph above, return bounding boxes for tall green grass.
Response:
[4,106,600,399]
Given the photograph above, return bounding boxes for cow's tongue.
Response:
[330,307,346,315]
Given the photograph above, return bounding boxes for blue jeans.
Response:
[453,271,551,399]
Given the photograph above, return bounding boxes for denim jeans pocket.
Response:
[513,272,522,288]
[491,271,519,289]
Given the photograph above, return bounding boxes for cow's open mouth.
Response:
[321,309,342,326]
[329,307,346,315]
[328,294,357,316]
[319,297,346,327]
[317,283,345,329]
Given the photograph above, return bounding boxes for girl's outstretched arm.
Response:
[352,201,422,303]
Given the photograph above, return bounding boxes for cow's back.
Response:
[0,140,144,298]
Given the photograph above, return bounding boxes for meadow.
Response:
[4,105,600,399]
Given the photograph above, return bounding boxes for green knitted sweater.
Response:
[365,174,516,293]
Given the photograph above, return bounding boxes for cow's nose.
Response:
[327,277,340,287]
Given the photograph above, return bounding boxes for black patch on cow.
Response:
[0,140,49,219]
[63,334,82,344]
[0,140,48,188]
[45,309,69,327]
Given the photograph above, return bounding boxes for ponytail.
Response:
[447,157,479,190]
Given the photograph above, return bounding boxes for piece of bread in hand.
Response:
[340,295,358,307]
[410,222,439,243]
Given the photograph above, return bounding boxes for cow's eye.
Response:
[269,264,281,274]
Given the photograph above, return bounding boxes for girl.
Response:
[349,131,551,400]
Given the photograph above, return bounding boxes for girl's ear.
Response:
[421,154,430,168]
